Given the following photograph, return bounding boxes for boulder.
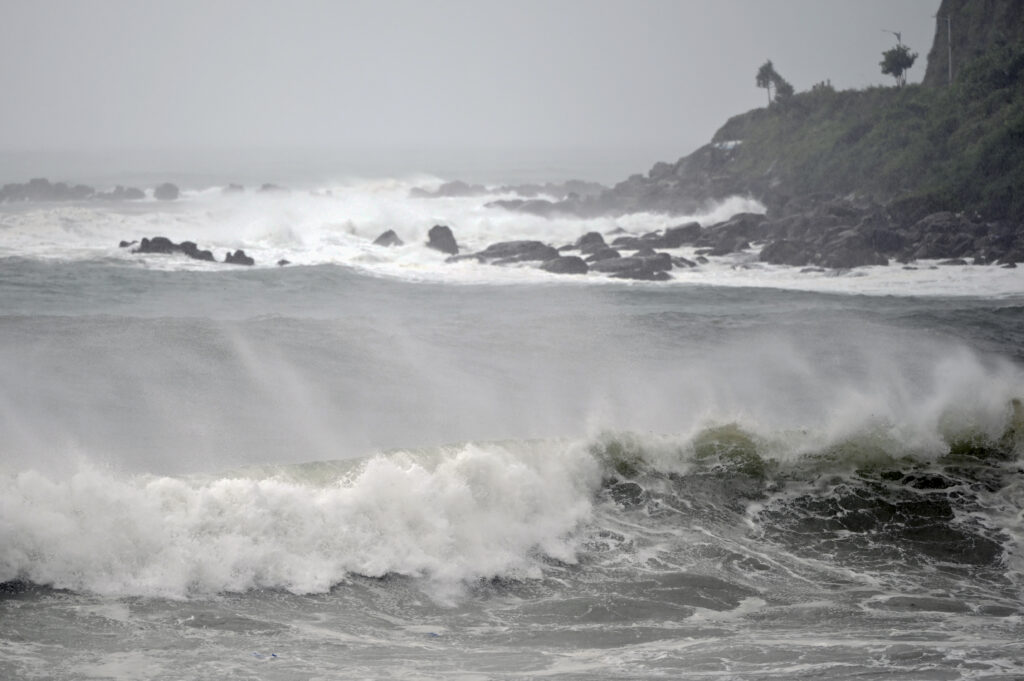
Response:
[585,248,621,263]
[153,183,180,201]
[98,185,145,200]
[223,184,245,194]
[540,256,588,275]
[225,249,255,266]
[574,231,607,253]
[645,221,703,248]
[134,236,177,254]
[179,241,215,262]
[373,229,404,247]
[130,236,217,262]
[258,183,289,194]
[426,225,459,255]
[277,259,291,266]
[590,253,672,280]
[118,240,138,248]
[475,240,558,263]
[759,239,814,266]
[818,231,888,268]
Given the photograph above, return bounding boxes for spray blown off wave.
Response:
[3,385,1021,599]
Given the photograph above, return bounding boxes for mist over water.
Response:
[2,169,1023,679]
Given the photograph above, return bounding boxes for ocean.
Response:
[1,161,1023,680]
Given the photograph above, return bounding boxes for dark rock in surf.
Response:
[223,184,245,194]
[97,185,145,201]
[574,231,607,254]
[540,256,588,275]
[277,259,291,266]
[590,253,672,280]
[134,236,177,254]
[373,229,404,247]
[153,183,180,201]
[119,240,138,248]
[224,249,255,266]
[475,240,559,263]
[258,183,289,194]
[585,247,621,263]
[426,225,459,255]
[179,241,215,262]
[658,221,703,247]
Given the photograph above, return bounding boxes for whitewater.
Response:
[2,175,1023,680]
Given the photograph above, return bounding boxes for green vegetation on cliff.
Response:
[709,38,1024,221]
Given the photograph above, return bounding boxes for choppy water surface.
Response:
[2,183,1023,679]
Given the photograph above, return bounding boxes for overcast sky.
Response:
[1,0,939,160]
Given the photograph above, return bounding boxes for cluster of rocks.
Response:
[120,237,257,266]
[374,224,703,280]
[754,198,1024,268]
[0,178,182,203]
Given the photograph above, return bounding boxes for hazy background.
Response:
[0,0,940,184]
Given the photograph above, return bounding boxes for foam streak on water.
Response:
[2,178,1024,680]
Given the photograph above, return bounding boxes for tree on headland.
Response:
[773,75,795,101]
[756,60,794,105]
[756,60,775,105]
[881,44,918,87]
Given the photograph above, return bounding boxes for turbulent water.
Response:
[2,175,1023,680]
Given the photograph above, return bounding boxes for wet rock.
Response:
[656,221,703,247]
[118,240,138,248]
[373,229,404,247]
[585,248,621,263]
[426,225,459,255]
[574,231,607,253]
[475,240,559,263]
[224,249,255,266]
[938,258,969,266]
[133,236,177,254]
[760,239,813,266]
[153,183,180,201]
[591,253,672,280]
[179,241,215,262]
[97,185,145,200]
[0,178,94,202]
[258,183,289,194]
[223,184,245,194]
[540,256,588,275]
[277,259,291,266]
[672,256,697,268]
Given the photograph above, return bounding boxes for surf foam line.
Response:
[0,441,601,598]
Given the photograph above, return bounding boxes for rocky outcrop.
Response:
[540,256,588,275]
[153,183,180,201]
[590,253,673,280]
[224,249,255,266]
[373,229,404,247]
[97,186,145,200]
[472,240,559,263]
[131,236,215,262]
[426,225,459,255]
[0,178,94,202]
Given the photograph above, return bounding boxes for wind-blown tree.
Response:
[756,60,775,105]
[880,44,918,87]
[773,75,795,101]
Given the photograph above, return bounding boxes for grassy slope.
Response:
[707,40,1024,221]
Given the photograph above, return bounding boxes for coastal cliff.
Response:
[589,0,1024,223]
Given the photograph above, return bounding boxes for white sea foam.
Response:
[0,440,601,598]
[3,182,1021,296]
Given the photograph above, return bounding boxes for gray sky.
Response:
[1,0,939,158]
